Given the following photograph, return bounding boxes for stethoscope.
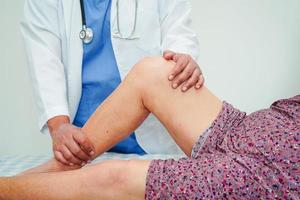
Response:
[79,0,139,44]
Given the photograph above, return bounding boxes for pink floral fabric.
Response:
[146,95,300,200]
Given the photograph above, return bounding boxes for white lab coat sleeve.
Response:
[159,0,200,61]
[20,0,69,134]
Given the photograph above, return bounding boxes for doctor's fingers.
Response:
[168,55,190,81]
[172,62,195,89]
[65,140,91,162]
[182,69,201,92]
[195,74,205,89]
[54,151,69,166]
[60,145,83,166]
[73,132,95,156]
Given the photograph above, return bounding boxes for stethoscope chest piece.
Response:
[80,26,94,44]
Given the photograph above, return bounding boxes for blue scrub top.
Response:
[73,0,145,155]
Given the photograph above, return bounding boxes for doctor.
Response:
[21,0,203,166]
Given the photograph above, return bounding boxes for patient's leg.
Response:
[84,56,222,157]
[0,160,150,200]
[22,56,222,174]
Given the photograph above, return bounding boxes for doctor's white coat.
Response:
[20,0,200,154]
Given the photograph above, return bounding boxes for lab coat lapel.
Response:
[61,0,83,62]
[62,0,83,121]
[61,0,73,40]
[110,0,118,51]
[110,0,117,33]
[68,0,83,69]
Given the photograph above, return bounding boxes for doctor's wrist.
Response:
[47,115,70,135]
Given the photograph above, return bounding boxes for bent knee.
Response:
[131,56,175,84]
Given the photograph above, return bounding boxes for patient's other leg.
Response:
[0,160,150,200]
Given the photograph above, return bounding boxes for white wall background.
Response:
[0,0,299,156]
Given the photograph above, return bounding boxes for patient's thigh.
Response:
[150,87,221,156]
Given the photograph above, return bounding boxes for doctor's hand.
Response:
[48,116,95,166]
[163,50,204,92]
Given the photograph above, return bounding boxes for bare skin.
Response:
[0,56,222,200]
[48,51,204,166]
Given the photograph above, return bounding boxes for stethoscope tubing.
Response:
[80,0,87,27]
[115,0,138,40]
[79,0,139,44]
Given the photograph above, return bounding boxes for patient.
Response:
[0,57,299,200]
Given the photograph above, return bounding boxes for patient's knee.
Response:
[131,56,175,86]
